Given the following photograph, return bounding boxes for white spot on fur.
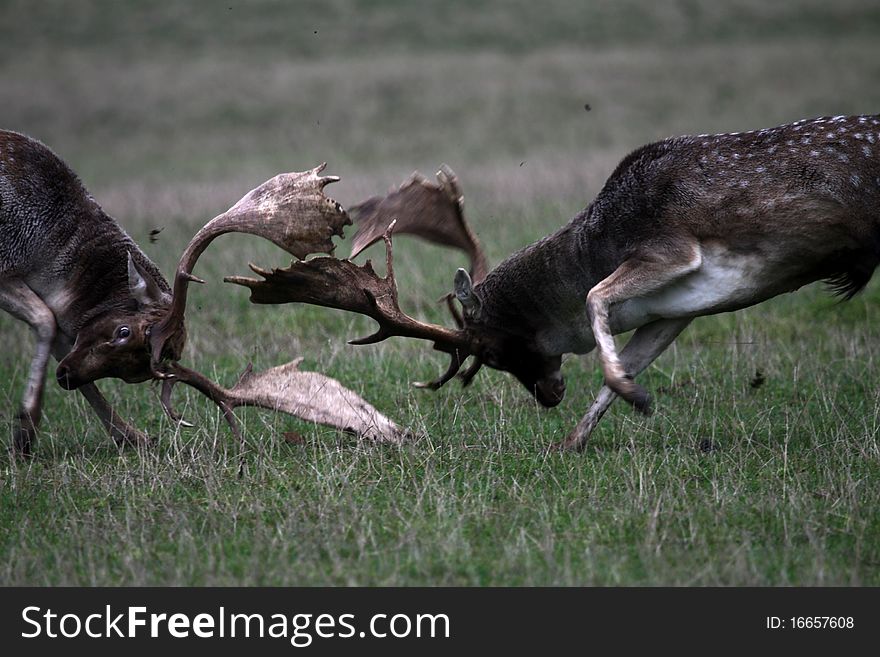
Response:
[809,150,820,157]
[755,166,766,173]
[863,145,872,157]
[851,174,861,187]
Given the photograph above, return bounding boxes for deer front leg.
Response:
[553,317,692,451]
[0,280,57,456]
[586,240,701,412]
[76,383,151,447]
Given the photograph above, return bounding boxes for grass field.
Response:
[1,0,879,585]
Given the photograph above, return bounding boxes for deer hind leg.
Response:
[0,279,57,456]
[50,337,150,448]
[554,317,692,451]
[586,239,701,413]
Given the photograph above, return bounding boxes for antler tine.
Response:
[412,349,469,390]
[347,219,401,346]
[441,292,464,328]
[149,165,349,370]
[345,288,397,345]
[159,379,194,427]
[457,358,484,387]
[162,363,249,476]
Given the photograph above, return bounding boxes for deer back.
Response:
[1,129,171,337]
[476,115,880,334]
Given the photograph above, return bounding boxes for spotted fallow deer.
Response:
[0,129,404,456]
[227,114,880,450]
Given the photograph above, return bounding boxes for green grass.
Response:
[1,0,880,585]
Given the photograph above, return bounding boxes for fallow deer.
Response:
[0,129,404,456]
[227,114,880,450]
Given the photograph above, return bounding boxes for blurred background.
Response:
[3,0,879,218]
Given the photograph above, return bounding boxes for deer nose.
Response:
[536,375,566,407]
[56,365,76,390]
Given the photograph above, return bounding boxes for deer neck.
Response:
[35,211,170,336]
[475,208,613,355]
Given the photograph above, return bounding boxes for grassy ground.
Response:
[1,0,879,585]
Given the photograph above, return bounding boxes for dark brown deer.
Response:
[1,129,404,455]
[227,114,880,450]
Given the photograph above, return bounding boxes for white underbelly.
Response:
[610,246,771,333]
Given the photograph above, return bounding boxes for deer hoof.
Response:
[111,427,152,448]
[627,385,652,415]
[610,376,652,415]
[548,440,581,453]
[11,425,36,458]
[547,432,588,453]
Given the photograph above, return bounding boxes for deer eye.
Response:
[115,325,131,340]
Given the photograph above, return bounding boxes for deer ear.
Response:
[454,268,482,317]
[127,252,168,307]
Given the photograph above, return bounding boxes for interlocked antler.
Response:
[149,164,349,368]
[349,165,489,284]
[143,165,407,443]
[226,224,475,390]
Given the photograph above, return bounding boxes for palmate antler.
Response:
[224,165,497,394]
[226,224,478,390]
[349,165,489,284]
[159,359,406,445]
[150,164,349,366]
[144,165,406,444]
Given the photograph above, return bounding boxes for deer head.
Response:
[226,166,566,408]
[451,268,566,407]
[54,259,170,389]
[55,166,405,442]
[57,164,346,386]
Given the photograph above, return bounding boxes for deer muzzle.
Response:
[534,373,566,407]
[55,363,83,390]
